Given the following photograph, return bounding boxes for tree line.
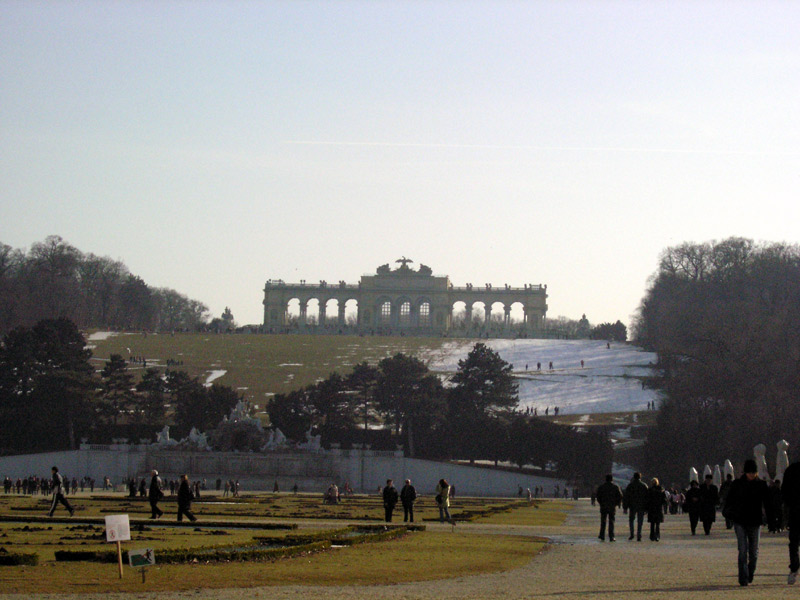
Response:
[0,318,239,454]
[267,343,612,486]
[634,237,800,484]
[0,236,211,334]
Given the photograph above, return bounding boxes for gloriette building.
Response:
[263,259,547,337]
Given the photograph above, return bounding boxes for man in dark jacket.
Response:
[684,480,702,535]
[382,479,399,523]
[724,459,772,586]
[699,474,720,535]
[596,474,623,542]
[400,479,417,523]
[148,469,164,519]
[623,472,648,541]
[782,460,800,584]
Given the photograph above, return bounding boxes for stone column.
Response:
[318,302,326,327]
[504,305,511,330]
[338,302,346,326]
[484,303,492,332]
[299,301,307,328]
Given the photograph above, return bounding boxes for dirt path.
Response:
[6,500,800,599]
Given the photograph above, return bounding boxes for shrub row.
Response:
[0,551,39,566]
[54,525,419,564]
[55,540,331,564]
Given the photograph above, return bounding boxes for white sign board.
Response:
[105,514,131,543]
[129,548,156,567]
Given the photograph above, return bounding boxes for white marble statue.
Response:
[754,443,770,481]
[713,464,722,488]
[273,428,287,446]
[222,399,263,431]
[723,459,735,480]
[261,427,289,451]
[689,467,699,483]
[187,427,210,450]
[155,425,178,447]
[777,439,790,483]
[297,426,322,452]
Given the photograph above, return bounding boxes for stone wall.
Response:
[0,446,567,497]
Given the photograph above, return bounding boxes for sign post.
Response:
[129,548,156,583]
[105,515,131,579]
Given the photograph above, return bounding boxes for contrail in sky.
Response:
[286,140,797,157]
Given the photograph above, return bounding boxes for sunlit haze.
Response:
[2,1,799,328]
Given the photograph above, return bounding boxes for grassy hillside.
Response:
[88,332,447,412]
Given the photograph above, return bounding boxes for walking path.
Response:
[6,500,799,599]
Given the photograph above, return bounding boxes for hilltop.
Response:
[88,333,659,423]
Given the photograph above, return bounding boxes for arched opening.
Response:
[325,299,339,325]
[286,298,300,326]
[472,301,486,326]
[510,302,525,332]
[398,299,411,326]
[452,301,467,329]
[378,300,392,325]
[305,298,319,326]
[418,300,431,327]
[490,301,506,329]
[345,299,359,326]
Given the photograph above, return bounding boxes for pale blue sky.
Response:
[2,1,799,327]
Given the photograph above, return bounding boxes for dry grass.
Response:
[0,492,561,594]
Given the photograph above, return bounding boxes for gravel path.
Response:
[6,500,800,599]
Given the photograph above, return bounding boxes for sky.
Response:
[2,1,799,328]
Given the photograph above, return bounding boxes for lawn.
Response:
[0,491,561,594]
[88,332,447,408]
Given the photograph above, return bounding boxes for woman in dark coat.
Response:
[647,477,665,541]
[176,474,197,523]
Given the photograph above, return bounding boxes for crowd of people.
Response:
[3,474,96,495]
[595,459,800,587]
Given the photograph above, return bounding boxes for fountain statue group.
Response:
[154,399,323,453]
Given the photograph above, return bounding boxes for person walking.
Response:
[699,473,719,535]
[595,474,622,541]
[623,472,648,541]
[436,479,454,524]
[723,459,772,586]
[400,479,417,523]
[781,460,800,584]
[382,479,399,522]
[48,466,74,517]
[684,480,702,535]
[148,469,164,519]
[646,477,665,541]
[719,472,734,529]
[176,474,197,522]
